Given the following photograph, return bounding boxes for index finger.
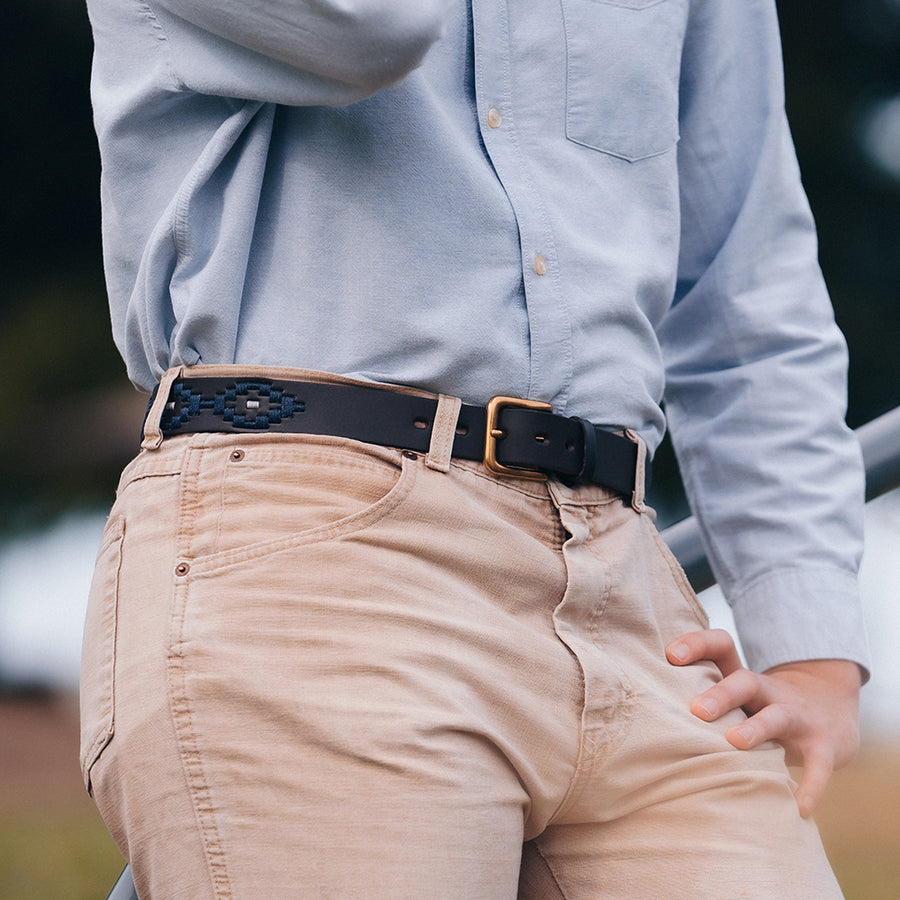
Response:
[666,628,744,677]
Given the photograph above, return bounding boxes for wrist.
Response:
[765,658,863,693]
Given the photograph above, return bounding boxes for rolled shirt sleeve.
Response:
[95,0,454,107]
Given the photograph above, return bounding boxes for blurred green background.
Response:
[1,0,898,897]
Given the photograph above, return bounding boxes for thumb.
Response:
[794,751,834,818]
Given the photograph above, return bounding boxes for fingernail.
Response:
[735,724,755,745]
[669,643,690,663]
[696,697,719,718]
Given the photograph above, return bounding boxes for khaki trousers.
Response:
[81,367,842,898]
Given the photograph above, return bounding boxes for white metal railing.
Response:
[662,405,900,592]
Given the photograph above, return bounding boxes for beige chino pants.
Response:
[80,367,842,899]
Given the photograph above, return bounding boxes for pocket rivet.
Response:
[402,450,419,460]
[230,449,245,462]
[175,562,190,576]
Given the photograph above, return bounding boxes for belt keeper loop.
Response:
[624,428,647,512]
[141,366,183,451]
[426,394,462,473]
[573,417,598,484]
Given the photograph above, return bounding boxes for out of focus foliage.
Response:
[780,0,900,428]
[1,0,898,528]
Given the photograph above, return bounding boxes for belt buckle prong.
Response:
[483,396,552,481]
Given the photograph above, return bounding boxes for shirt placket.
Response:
[470,0,573,413]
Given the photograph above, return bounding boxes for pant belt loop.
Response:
[141,366,184,451]
[624,428,647,512]
[425,394,462,473]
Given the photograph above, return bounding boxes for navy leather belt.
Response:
[145,376,649,495]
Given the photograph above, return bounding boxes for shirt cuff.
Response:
[729,567,871,682]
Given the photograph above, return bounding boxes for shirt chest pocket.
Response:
[561,0,688,162]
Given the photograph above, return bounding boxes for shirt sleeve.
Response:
[138,0,453,105]
[657,0,870,676]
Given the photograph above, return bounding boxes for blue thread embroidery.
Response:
[160,381,303,431]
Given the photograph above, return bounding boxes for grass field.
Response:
[0,809,123,900]
[2,694,898,899]
[810,741,900,899]
[0,694,124,899]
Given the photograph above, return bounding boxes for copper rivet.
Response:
[402,450,418,460]
[231,449,245,462]
[175,563,190,576]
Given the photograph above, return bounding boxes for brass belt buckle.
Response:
[483,396,552,481]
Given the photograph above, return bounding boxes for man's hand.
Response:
[666,629,862,818]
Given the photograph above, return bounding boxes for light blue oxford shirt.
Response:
[86,0,869,675]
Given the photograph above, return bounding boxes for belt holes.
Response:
[455,424,469,436]
[565,439,575,452]
[413,418,429,429]
[230,449,245,462]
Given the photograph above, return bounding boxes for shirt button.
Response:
[534,254,547,276]
[487,107,502,129]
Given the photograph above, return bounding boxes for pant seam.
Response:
[167,444,234,898]
[533,840,571,899]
